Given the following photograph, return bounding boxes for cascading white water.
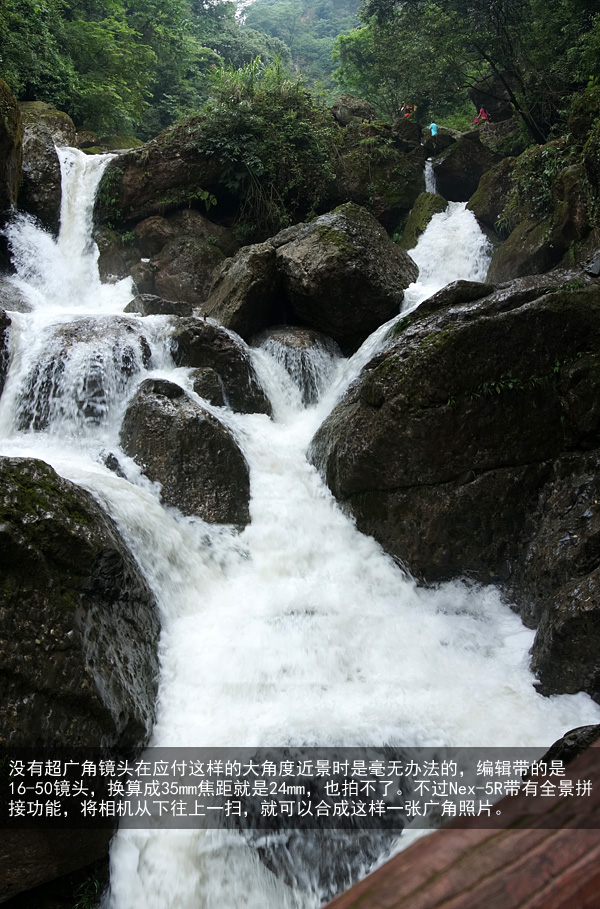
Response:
[2,150,599,909]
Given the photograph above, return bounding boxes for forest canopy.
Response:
[334,0,600,137]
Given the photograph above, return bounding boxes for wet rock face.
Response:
[120,378,251,525]
[0,456,160,747]
[252,326,342,406]
[399,191,448,250]
[309,273,600,702]
[16,317,152,431]
[433,135,502,202]
[170,317,271,415]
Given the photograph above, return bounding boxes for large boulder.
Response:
[0,456,159,902]
[120,378,251,524]
[94,117,227,226]
[205,204,419,350]
[331,94,377,126]
[433,134,502,202]
[19,100,76,146]
[467,157,517,234]
[18,106,65,233]
[125,292,193,317]
[169,317,271,415]
[309,272,600,702]
[0,79,23,223]
[203,242,283,340]
[398,191,448,249]
[96,208,238,284]
[0,456,160,747]
[130,234,225,306]
[273,204,419,351]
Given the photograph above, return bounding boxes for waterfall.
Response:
[424,159,437,193]
[2,150,599,909]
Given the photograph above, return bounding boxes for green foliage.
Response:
[243,0,360,97]
[192,57,339,239]
[349,0,600,140]
[73,872,104,909]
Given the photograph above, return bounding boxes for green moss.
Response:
[399,192,448,249]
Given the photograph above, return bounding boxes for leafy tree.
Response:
[191,57,339,239]
[360,0,600,140]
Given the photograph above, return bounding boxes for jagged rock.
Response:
[309,275,600,702]
[120,378,251,524]
[130,234,225,306]
[390,116,424,152]
[134,210,239,259]
[331,94,377,126]
[273,204,418,351]
[252,326,342,405]
[169,317,271,415]
[17,317,152,431]
[399,192,448,249]
[125,293,192,317]
[433,135,502,202]
[0,79,23,222]
[203,242,283,340]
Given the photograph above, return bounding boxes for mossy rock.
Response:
[568,86,600,144]
[100,134,144,150]
[0,79,23,220]
[398,191,448,249]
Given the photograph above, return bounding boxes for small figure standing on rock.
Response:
[474,107,490,124]
[429,121,438,148]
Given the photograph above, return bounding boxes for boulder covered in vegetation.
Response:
[399,191,448,249]
[309,270,600,703]
[433,134,502,202]
[120,378,251,524]
[471,140,594,282]
[331,121,426,231]
[0,79,23,224]
[169,316,271,414]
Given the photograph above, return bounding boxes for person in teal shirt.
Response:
[429,122,438,136]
